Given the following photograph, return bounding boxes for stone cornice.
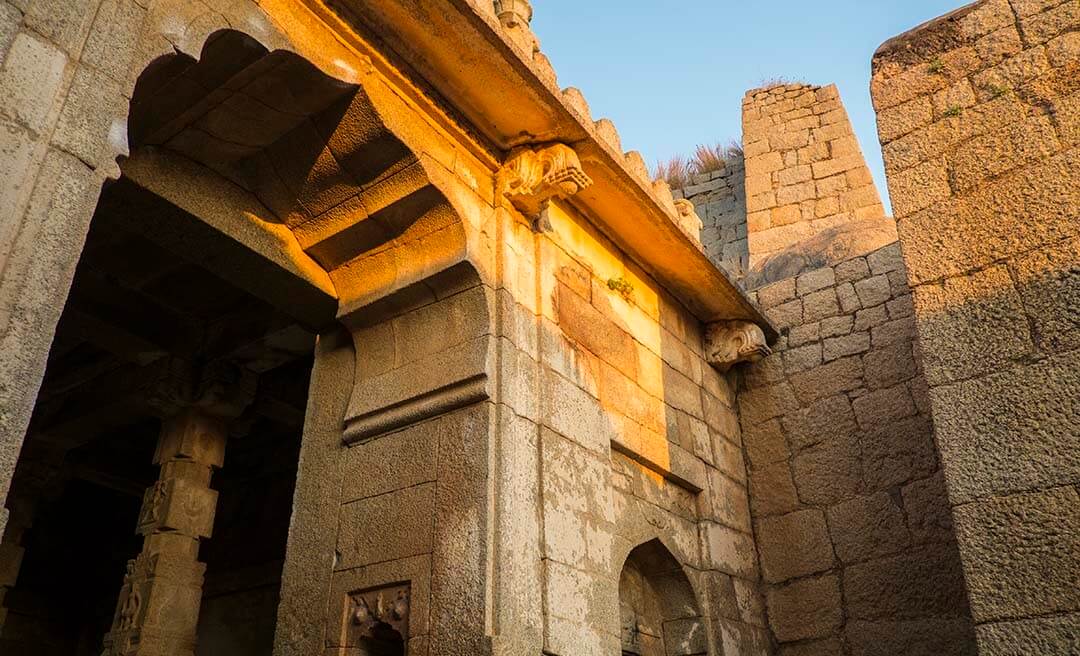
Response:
[300,0,775,339]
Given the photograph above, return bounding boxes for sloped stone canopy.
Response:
[124,29,477,324]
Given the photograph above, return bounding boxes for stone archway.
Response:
[0,21,491,655]
[618,539,707,656]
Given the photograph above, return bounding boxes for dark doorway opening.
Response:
[0,178,315,656]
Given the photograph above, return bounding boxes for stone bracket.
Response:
[497,143,593,217]
[704,320,771,372]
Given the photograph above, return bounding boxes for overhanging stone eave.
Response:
[313,0,773,339]
[572,142,777,343]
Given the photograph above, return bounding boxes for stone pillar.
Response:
[101,410,227,656]
[742,83,887,267]
[870,0,1080,650]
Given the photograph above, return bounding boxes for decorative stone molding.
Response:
[497,143,593,216]
[494,0,539,52]
[704,320,771,372]
[343,373,489,445]
[494,0,532,28]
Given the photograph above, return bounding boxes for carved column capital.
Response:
[704,320,771,372]
[497,143,593,217]
[144,358,256,421]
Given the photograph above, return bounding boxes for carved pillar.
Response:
[102,362,253,656]
[101,410,226,656]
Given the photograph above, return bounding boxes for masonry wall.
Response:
[870,0,1080,651]
[504,198,771,655]
[677,155,749,279]
[738,242,976,656]
[743,85,886,267]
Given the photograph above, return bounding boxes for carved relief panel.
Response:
[343,582,411,654]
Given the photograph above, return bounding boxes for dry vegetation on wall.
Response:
[653,140,743,190]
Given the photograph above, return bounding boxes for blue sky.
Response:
[531,0,965,213]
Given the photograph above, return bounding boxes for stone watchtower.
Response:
[742,84,889,267]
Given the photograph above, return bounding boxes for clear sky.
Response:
[531,0,965,213]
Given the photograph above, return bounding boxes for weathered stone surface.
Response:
[975,613,1080,656]
[756,509,835,583]
[765,575,843,642]
[779,637,846,656]
[823,331,870,361]
[861,415,936,491]
[913,264,1034,386]
[0,32,67,132]
[854,274,892,308]
[742,418,788,468]
[337,483,436,569]
[802,287,841,322]
[901,473,955,545]
[739,380,800,425]
[930,351,1080,503]
[953,486,1080,624]
[847,619,978,656]
[796,267,835,296]
[836,257,870,283]
[701,522,758,579]
[1011,237,1080,353]
[843,545,971,622]
[789,356,863,405]
[784,394,856,450]
[748,460,800,518]
[792,437,862,506]
[826,492,911,563]
[852,383,916,432]
[862,342,917,390]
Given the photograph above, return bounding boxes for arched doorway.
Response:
[0,29,355,656]
[618,539,707,656]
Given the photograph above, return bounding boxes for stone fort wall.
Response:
[871,0,1079,651]
[676,155,749,279]
[740,244,976,655]
[692,72,981,654]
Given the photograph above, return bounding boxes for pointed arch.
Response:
[618,539,707,656]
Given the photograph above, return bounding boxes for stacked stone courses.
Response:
[743,84,886,266]
[870,0,1080,652]
[524,202,771,654]
[738,242,977,655]
[676,157,749,279]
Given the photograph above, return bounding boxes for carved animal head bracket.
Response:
[497,143,593,218]
[705,320,771,372]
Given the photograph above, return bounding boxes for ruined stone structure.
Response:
[0,0,1075,655]
[676,159,748,280]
